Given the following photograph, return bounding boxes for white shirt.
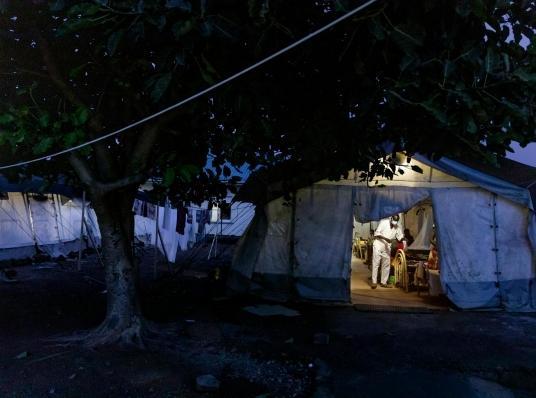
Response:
[374,218,404,241]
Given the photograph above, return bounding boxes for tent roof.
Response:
[236,155,536,209]
[0,175,81,198]
[233,162,327,204]
[456,157,536,206]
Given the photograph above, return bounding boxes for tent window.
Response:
[0,192,8,200]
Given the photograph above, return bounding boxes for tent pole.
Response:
[22,193,39,256]
[156,225,171,271]
[208,227,217,259]
[77,191,86,271]
[491,193,502,305]
[51,194,63,243]
[289,191,297,278]
[153,203,159,279]
[82,218,105,269]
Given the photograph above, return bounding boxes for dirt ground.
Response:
[1,247,536,398]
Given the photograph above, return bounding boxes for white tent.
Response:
[0,185,254,264]
[229,155,536,311]
[0,192,100,260]
[132,194,255,262]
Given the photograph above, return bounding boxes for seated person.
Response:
[403,228,414,248]
[427,235,439,270]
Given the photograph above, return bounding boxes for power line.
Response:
[0,0,379,171]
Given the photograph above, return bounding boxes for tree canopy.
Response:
[1,1,534,190]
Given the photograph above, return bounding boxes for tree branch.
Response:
[69,153,97,187]
[37,33,118,180]
[126,105,189,174]
[0,68,50,80]
[98,174,146,194]
[37,34,87,110]
[127,124,160,173]
[69,153,144,195]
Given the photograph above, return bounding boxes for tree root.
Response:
[46,316,181,350]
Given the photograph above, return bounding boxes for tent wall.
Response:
[28,195,61,245]
[431,188,502,309]
[231,186,355,301]
[231,184,536,310]
[431,188,536,311]
[228,197,293,300]
[0,193,34,249]
[293,185,354,301]
[0,193,100,261]
[495,195,536,311]
[420,156,535,210]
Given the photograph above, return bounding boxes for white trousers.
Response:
[372,239,391,284]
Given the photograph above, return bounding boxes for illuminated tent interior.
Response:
[229,155,536,311]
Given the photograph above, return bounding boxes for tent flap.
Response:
[354,186,430,223]
[293,185,354,300]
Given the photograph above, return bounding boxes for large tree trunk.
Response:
[84,188,149,348]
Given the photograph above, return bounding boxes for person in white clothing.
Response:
[371,214,404,289]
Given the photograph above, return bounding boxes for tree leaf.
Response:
[485,48,501,74]
[466,116,477,134]
[165,0,192,12]
[455,0,471,17]
[0,114,14,125]
[33,137,54,155]
[163,167,175,187]
[38,113,50,128]
[68,2,101,16]
[513,68,536,83]
[470,0,486,18]
[172,19,194,39]
[128,21,145,43]
[49,0,66,12]
[107,29,125,56]
[63,129,84,147]
[201,54,218,76]
[71,107,89,126]
[69,63,88,79]
[368,19,386,40]
[56,18,94,37]
[146,15,167,31]
[150,73,172,103]
[178,164,199,182]
[411,165,423,174]
[420,100,448,124]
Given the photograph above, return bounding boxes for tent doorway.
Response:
[350,202,449,310]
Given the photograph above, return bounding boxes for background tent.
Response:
[229,156,536,311]
[0,191,100,261]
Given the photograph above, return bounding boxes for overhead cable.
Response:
[0,0,379,171]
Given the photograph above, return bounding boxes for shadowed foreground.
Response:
[1,255,535,397]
